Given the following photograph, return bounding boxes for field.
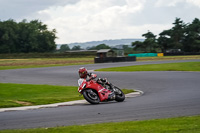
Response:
[136,55,200,61]
[0,55,200,70]
[1,115,200,133]
[0,58,93,70]
[96,62,200,72]
[0,83,133,108]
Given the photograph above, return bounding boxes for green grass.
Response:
[0,83,82,108]
[136,55,200,61]
[121,88,134,94]
[96,62,200,72]
[1,115,200,133]
[0,58,94,70]
[0,55,200,70]
[0,63,90,70]
[0,83,134,108]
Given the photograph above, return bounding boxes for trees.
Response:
[142,31,158,52]
[59,44,70,52]
[88,44,111,50]
[95,44,110,50]
[157,18,185,53]
[183,18,200,52]
[170,18,185,49]
[72,45,82,50]
[0,19,18,53]
[132,31,157,53]
[132,41,145,52]
[133,18,200,53]
[158,18,200,53]
[0,19,57,53]
[157,30,172,53]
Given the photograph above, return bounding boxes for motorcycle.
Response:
[78,74,125,104]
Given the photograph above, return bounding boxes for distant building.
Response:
[96,49,115,58]
[95,49,136,63]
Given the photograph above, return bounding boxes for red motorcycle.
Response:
[78,74,125,104]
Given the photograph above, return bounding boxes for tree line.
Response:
[0,19,57,53]
[132,18,200,53]
[1,18,199,54]
[59,43,111,52]
[59,43,135,56]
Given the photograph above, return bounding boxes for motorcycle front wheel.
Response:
[83,89,100,104]
[114,86,125,102]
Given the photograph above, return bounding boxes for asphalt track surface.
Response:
[0,59,200,130]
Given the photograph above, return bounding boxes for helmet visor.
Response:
[79,71,87,78]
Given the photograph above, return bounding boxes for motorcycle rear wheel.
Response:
[114,86,125,102]
[83,89,100,104]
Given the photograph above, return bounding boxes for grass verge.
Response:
[1,115,200,133]
[96,62,200,72]
[0,55,200,70]
[0,83,134,108]
[136,55,200,61]
[0,58,94,70]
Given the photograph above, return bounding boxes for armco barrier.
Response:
[128,53,158,57]
[157,53,164,57]
[94,56,136,63]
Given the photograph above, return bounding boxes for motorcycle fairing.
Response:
[78,78,112,102]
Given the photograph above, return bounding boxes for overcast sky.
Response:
[0,0,200,44]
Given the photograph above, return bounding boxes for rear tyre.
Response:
[114,86,125,102]
[83,89,100,104]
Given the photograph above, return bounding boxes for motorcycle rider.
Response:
[78,67,125,103]
[78,67,108,85]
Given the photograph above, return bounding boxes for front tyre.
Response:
[114,86,125,102]
[83,89,100,104]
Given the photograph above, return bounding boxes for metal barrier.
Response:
[94,56,136,63]
[128,53,164,57]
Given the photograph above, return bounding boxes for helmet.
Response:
[78,67,88,78]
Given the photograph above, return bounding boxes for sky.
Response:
[0,0,200,44]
